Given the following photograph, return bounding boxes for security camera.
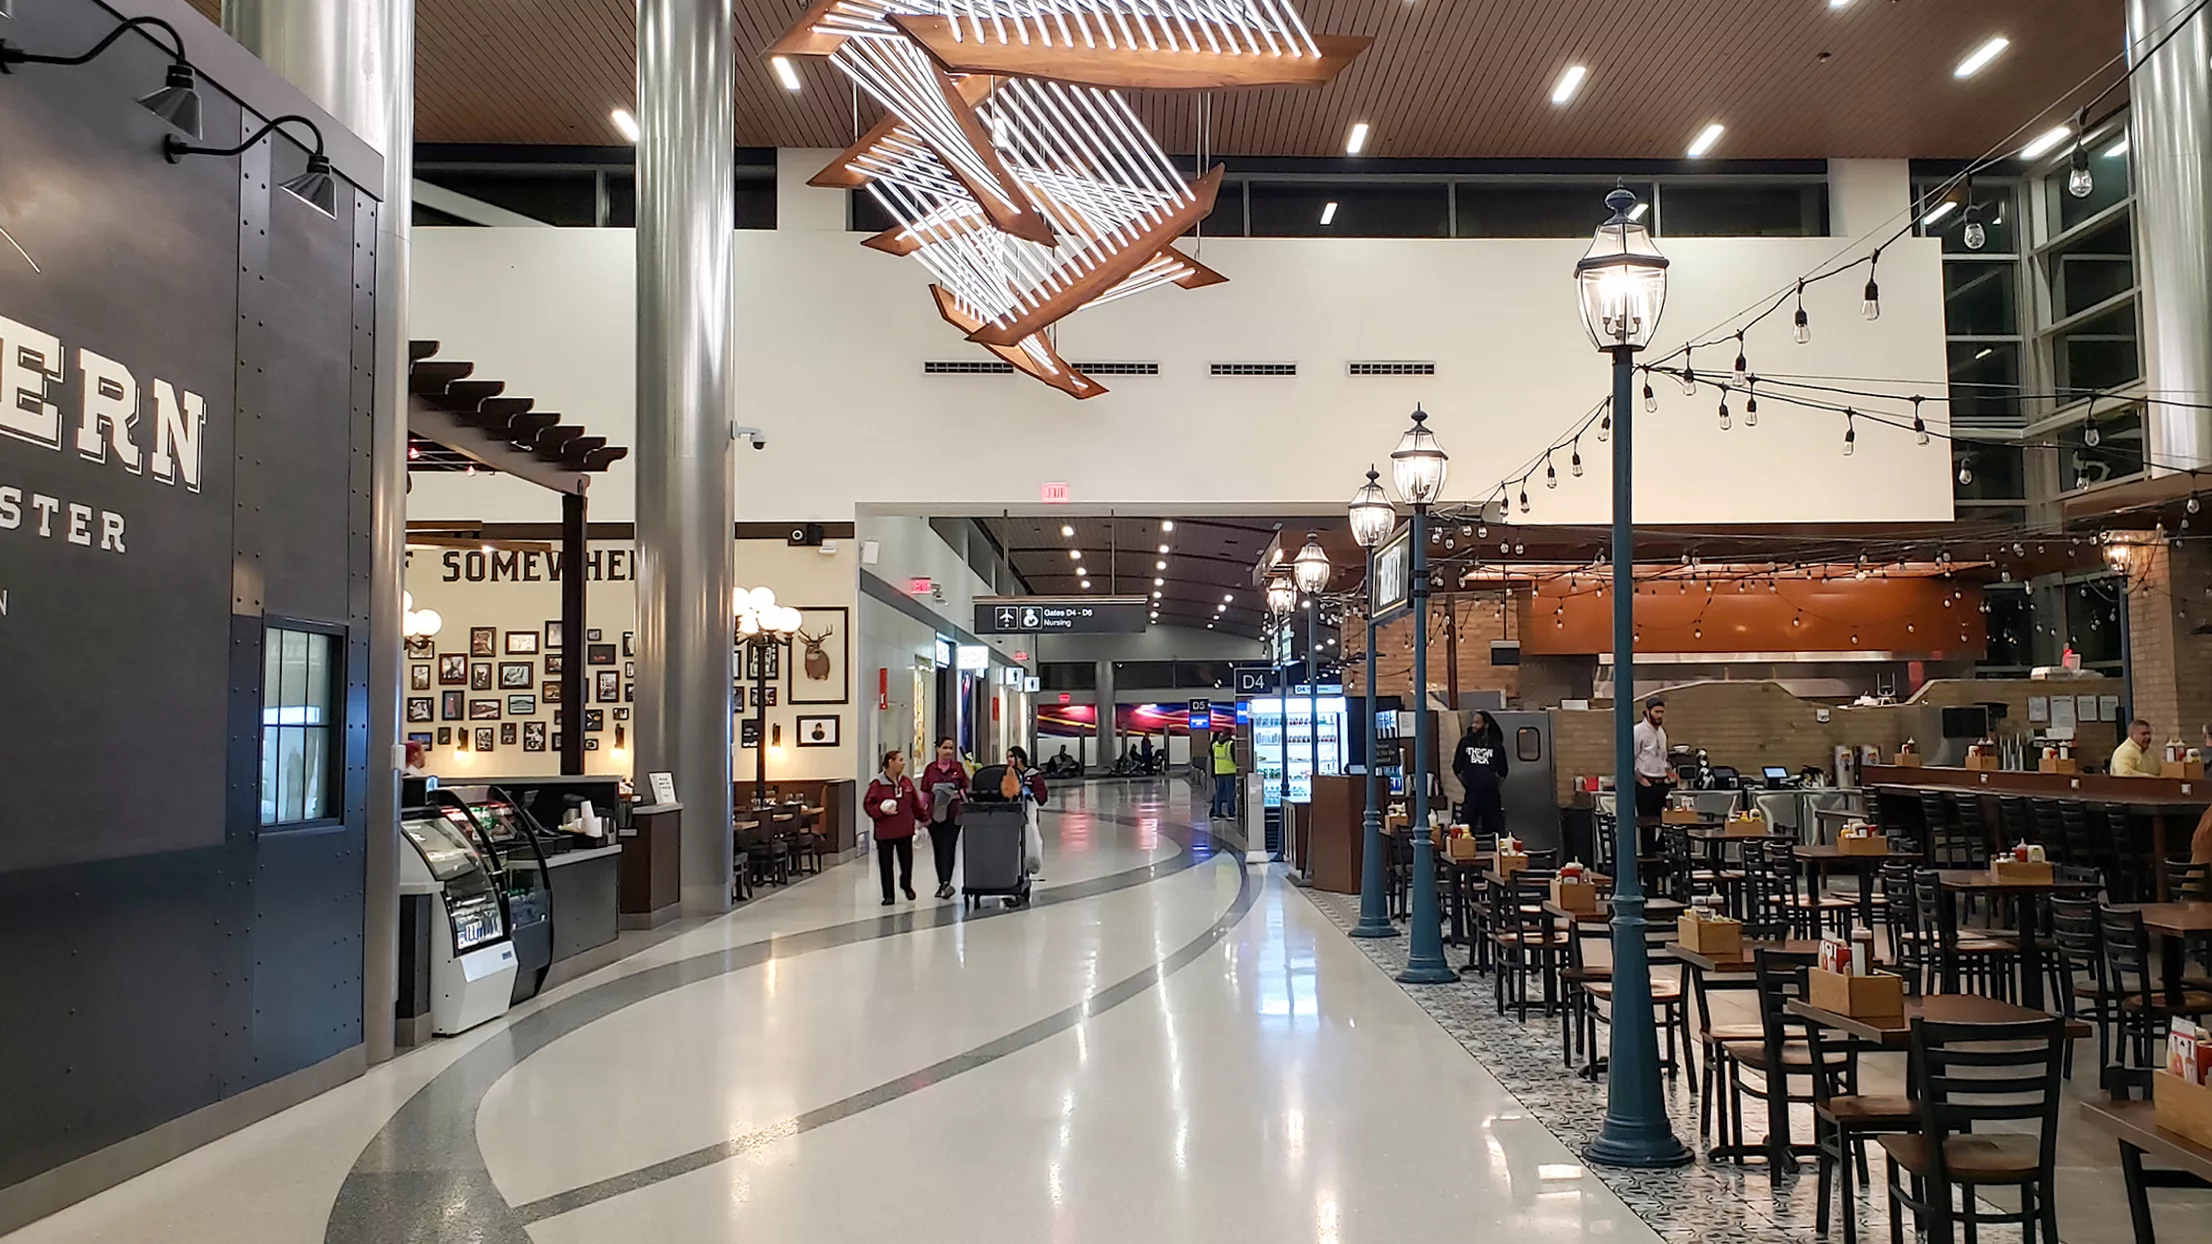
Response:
[731,423,767,451]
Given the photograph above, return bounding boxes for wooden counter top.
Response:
[1861,764,2211,808]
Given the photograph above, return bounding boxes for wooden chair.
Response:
[1489,872,1566,1021]
[1880,1017,2068,1244]
[1562,906,1689,1081]
[1724,947,1846,1174]
[1789,963,1917,1244]
[1679,949,1768,1153]
[2098,905,2212,1097]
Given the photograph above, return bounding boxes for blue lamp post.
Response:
[1266,572,1298,860]
[1347,469,1399,939]
[1293,531,1332,833]
[1389,407,1456,984]
[1576,187,1691,1169]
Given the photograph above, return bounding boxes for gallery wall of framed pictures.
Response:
[404,537,858,780]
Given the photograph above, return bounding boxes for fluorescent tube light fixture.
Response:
[1319,200,1338,225]
[611,108,640,142]
[1954,36,2009,79]
[771,55,802,91]
[1686,123,1725,157]
[2020,125,2071,160]
[1550,65,1587,105]
[1345,121,1370,154]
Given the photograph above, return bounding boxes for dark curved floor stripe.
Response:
[513,860,1260,1225]
[324,796,1220,1244]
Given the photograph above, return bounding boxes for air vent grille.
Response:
[1348,360,1437,377]
[1210,362,1297,377]
[923,360,1015,375]
[1070,361,1160,376]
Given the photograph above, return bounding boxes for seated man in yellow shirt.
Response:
[2110,718,2163,777]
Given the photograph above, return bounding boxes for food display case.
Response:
[435,786,555,1004]
[397,805,518,1035]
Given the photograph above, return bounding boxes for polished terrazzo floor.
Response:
[14,781,2191,1244]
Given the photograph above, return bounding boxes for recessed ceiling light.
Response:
[1206,623,1215,629]
[1345,122,1370,155]
[1920,200,1958,226]
[1550,65,1587,106]
[1828,0,1853,8]
[1157,543,1169,553]
[1217,603,1228,612]
[2104,137,2130,159]
[1156,559,1167,570]
[1061,524,1075,537]
[1080,579,1091,589]
[1161,520,1174,532]
[610,108,640,143]
[771,55,802,92]
[1223,593,1234,602]
[1154,577,1165,586]
[2020,125,2072,160]
[1319,200,1338,225]
[1686,123,1725,158]
[1954,36,2010,79]
[1153,590,1162,598]
[1070,549,1082,560]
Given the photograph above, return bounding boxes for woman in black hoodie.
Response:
[1452,711,1509,837]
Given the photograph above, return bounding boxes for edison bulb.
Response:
[2068,157,2094,200]
[1963,219,1987,251]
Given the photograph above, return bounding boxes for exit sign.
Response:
[1040,481,1070,503]
[907,577,933,595]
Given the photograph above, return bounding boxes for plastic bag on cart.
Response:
[1022,800,1044,874]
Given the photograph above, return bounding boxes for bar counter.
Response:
[1860,764,2209,899]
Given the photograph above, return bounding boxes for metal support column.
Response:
[1352,549,1397,938]
[1398,504,1456,983]
[1587,351,1692,1168]
[2128,0,2212,471]
[636,0,737,914]
[223,0,414,1066]
[560,491,588,776]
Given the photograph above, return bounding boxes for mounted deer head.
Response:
[798,625,835,680]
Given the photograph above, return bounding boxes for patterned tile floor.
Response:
[1298,886,2042,1244]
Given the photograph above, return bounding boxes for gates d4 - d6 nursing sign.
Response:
[974,596,1151,634]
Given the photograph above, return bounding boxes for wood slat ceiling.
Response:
[187,0,2123,158]
[984,515,1342,637]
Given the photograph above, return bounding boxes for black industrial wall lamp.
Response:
[165,114,337,219]
[0,14,203,139]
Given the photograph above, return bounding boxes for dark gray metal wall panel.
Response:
[0,0,378,1195]
[248,824,366,1075]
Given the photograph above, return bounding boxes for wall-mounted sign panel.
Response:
[974,596,1150,634]
[1370,527,1411,622]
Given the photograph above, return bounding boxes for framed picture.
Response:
[787,607,850,704]
[473,726,496,752]
[499,661,534,689]
[441,690,464,720]
[438,654,468,685]
[505,630,540,655]
[552,733,562,750]
[470,662,493,691]
[469,699,502,721]
[622,631,634,657]
[545,653,565,675]
[741,642,780,681]
[585,737,600,751]
[795,714,841,747]
[544,620,561,648]
[407,731,433,747]
[588,643,616,666]
[584,709,605,732]
[470,627,496,657]
[595,669,620,702]
[410,664,432,691]
[587,627,603,642]
[739,719,760,748]
[625,682,634,702]
[760,686,777,707]
[437,727,452,746]
[624,660,635,679]
[614,707,630,722]
[500,722,518,746]
[523,721,547,752]
[554,710,563,727]
[405,634,435,659]
[507,694,537,717]
[406,697,434,723]
[542,681,562,703]
[733,683,744,712]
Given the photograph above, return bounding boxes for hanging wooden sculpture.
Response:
[771,0,1366,397]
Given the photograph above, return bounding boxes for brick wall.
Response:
[1344,593,1518,701]
[2122,535,2212,741]
[1544,676,2122,803]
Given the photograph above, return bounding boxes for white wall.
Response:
[1037,624,1264,664]
[405,218,1954,526]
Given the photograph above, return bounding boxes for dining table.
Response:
[1933,869,2101,1009]
[1796,842,1916,933]
[2124,901,2212,1005]
[1785,991,2092,1049]
[2079,1098,2212,1244]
